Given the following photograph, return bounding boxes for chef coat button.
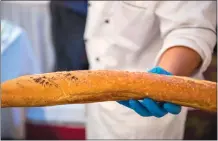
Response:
[84,39,88,43]
[105,19,109,23]
[96,57,100,61]
[88,2,91,7]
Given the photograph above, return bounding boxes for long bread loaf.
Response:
[1,70,217,112]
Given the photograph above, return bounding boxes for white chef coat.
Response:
[84,1,216,139]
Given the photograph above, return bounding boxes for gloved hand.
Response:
[117,66,181,118]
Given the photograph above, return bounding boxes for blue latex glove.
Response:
[117,67,181,118]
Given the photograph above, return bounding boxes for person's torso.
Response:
[85,1,162,72]
[86,102,188,139]
[84,1,203,139]
[85,1,204,76]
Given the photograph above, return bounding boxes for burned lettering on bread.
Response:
[33,77,44,86]
[40,80,45,85]
[65,73,71,77]
[52,83,59,88]
[32,77,53,88]
[46,77,59,88]
[71,76,78,81]
[51,76,56,80]
[42,80,53,87]
[33,77,42,83]
[63,72,79,81]
[16,82,24,88]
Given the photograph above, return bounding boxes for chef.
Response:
[84,1,216,139]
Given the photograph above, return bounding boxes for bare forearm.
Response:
[158,46,202,76]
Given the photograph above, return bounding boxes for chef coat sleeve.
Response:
[154,1,217,75]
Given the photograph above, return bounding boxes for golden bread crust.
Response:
[1,70,217,112]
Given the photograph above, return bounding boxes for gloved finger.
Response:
[157,102,165,107]
[142,98,167,118]
[163,103,181,115]
[148,66,172,75]
[129,100,151,117]
[117,100,130,108]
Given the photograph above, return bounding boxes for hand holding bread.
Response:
[117,67,182,118]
